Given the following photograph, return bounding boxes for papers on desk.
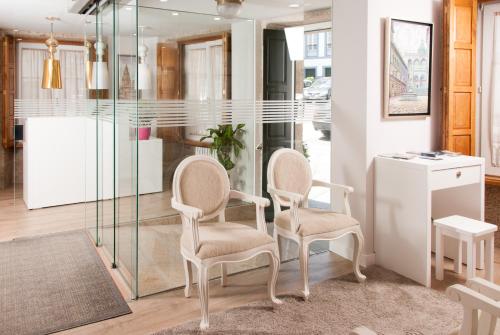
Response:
[378,151,463,161]
[378,153,417,160]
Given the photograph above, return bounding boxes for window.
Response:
[18,43,86,99]
[325,31,332,56]
[324,67,331,77]
[305,32,319,58]
[305,68,317,79]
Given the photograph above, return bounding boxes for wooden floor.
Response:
[3,186,500,335]
[57,247,500,335]
[63,252,355,335]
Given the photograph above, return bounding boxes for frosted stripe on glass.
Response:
[14,99,331,126]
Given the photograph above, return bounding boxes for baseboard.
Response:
[361,253,376,267]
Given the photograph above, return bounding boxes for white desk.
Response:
[374,155,485,287]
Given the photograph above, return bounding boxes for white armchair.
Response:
[267,148,366,300]
[447,278,500,335]
[171,155,281,330]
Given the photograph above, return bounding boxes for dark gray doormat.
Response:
[0,230,132,335]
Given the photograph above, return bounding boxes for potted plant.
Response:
[201,124,245,172]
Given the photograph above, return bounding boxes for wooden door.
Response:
[443,0,478,155]
[262,29,293,220]
[1,35,15,150]
[156,42,182,142]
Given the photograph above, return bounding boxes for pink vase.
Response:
[138,127,151,140]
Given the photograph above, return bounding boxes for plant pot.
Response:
[138,127,151,140]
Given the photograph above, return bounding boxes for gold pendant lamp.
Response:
[42,17,62,89]
[84,40,93,89]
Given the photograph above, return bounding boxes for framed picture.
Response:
[118,54,136,100]
[384,18,433,118]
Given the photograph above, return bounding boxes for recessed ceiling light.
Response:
[160,0,168,2]
[214,17,221,21]
[172,12,179,16]
[16,38,22,41]
[289,3,300,8]
[13,29,19,32]
[125,6,132,11]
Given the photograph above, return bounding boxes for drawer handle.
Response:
[456,171,462,178]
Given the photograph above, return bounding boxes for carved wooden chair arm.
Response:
[312,180,354,193]
[267,186,304,204]
[229,190,270,233]
[447,284,500,319]
[267,186,303,233]
[466,277,500,301]
[171,198,203,220]
[312,179,354,217]
[171,198,203,253]
[229,190,270,207]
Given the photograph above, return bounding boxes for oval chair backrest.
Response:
[173,155,230,222]
[267,148,312,207]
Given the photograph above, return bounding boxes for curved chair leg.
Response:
[183,257,193,298]
[198,264,210,330]
[267,249,283,305]
[299,241,310,300]
[220,263,228,287]
[273,226,281,258]
[353,230,367,283]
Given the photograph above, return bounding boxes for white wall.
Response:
[332,0,443,264]
[231,21,256,195]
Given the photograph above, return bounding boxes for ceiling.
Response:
[0,0,331,39]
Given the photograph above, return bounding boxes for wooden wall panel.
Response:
[453,92,472,129]
[453,135,471,155]
[455,5,473,42]
[1,35,15,149]
[443,0,477,155]
[454,49,472,85]
[156,42,182,142]
[157,42,179,100]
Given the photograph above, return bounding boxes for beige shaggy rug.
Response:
[155,266,462,334]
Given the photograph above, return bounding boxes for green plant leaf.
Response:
[202,123,247,172]
[233,139,244,149]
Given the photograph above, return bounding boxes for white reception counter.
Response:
[23,117,163,209]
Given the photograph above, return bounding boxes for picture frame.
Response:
[384,18,433,118]
[118,54,136,100]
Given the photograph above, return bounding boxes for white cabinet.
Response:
[23,117,163,209]
[374,155,485,287]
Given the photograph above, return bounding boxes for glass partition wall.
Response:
[87,2,330,298]
[88,1,262,298]
[9,1,331,300]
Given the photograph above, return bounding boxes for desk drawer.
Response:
[431,166,481,191]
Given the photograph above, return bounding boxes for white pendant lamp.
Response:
[215,0,244,18]
[285,26,304,61]
[90,22,109,90]
[138,26,152,90]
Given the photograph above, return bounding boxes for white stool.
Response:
[434,215,497,281]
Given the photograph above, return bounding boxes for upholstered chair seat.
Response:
[172,155,281,330]
[267,148,366,300]
[275,208,360,237]
[180,222,275,259]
